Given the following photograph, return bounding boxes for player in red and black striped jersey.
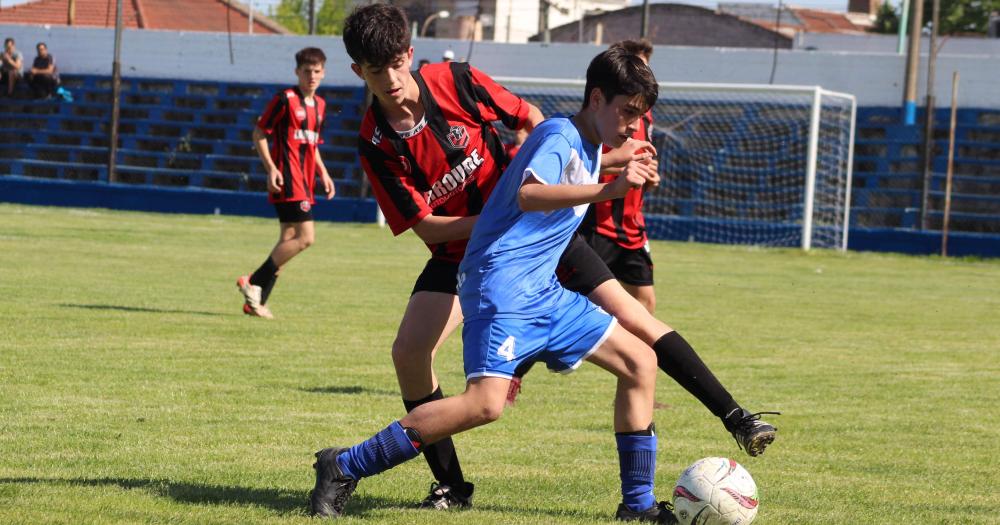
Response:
[235,47,335,319]
[339,4,544,511]
[579,40,658,314]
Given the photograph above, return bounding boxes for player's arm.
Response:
[252,126,282,194]
[411,215,478,244]
[314,148,335,199]
[518,159,657,212]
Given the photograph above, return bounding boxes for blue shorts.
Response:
[462,288,616,380]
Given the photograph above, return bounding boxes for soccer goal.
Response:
[496,78,857,251]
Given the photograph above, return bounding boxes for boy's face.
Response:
[37,45,47,57]
[296,62,325,92]
[351,48,414,107]
[591,90,648,148]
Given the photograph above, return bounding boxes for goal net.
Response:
[495,78,856,250]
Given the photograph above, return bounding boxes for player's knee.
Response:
[299,235,314,250]
[475,398,505,424]
[640,294,655,314]
[624,346,658,387]
[391,337,430,367]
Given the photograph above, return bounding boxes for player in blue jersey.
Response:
[310,48,678,523]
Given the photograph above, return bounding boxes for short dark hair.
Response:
[36,42,46,51]
[342,4,410,68]
[582,48,658,111]
[610,39,653,61]
[295,47,326,68]
[4,38,13,46]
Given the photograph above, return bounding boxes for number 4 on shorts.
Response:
[497,336,515,362]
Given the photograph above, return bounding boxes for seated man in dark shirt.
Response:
[27,42,58,99]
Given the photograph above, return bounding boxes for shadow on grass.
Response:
[0,476,405,517]
[299,385,398,397]
[59,303,225,317]
[0,476,605,520]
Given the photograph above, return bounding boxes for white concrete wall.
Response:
[2,24,998,108]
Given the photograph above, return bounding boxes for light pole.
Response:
[421,10,451,37]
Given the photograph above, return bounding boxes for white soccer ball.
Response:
[671,457,759,525]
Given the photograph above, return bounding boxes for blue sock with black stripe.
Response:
[335,421,420,480]
[616,425,657,512]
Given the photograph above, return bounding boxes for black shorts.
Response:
[411,258,460,296]
[555,232,616,296]
[274,201,314,223]
[584,233,654,286]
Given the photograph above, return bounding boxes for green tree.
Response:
[272,0,349,35]
[872,1,900,33]
[316,0,350,35]
[921,0,1000,34]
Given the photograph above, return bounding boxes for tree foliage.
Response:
[272,0,350,35]
[872,1,901,33]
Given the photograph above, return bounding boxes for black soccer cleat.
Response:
[418,481,474,510]
[615,500,678,524]
[309,447,358,518]
[725,409,781,457]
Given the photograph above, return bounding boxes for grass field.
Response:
[1,202,998,524]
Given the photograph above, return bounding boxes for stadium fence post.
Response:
[941,71,959,257]
[800,86,822,251]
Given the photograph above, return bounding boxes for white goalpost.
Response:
[495,78,857,251]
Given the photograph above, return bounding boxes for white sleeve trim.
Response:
[521,168,548,186]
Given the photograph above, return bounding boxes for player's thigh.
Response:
[584,323,657,383]
[292,219,316,244]
[395,290,463,356]
[462,316,548,381]
[587,279,670,345]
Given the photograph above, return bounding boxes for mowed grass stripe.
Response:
[1,203,998,524]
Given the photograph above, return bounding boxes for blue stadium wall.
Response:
[0,176,377,223]
[4,175,996,257]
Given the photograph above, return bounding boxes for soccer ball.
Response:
[671,457,758,525]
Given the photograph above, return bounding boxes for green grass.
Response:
[1,203,998,524]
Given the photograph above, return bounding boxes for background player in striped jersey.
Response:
[581,39,659,314]
[236,47,335,319]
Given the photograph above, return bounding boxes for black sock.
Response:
[653,332,740,420]
[260,274,278,305]
[403,387,468,493]
[250,256,279,304]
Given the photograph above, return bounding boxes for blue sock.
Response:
[335,421,420,480]
[616,431,657,512]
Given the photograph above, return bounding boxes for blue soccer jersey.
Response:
[458,117,603,320]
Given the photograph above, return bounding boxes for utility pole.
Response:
[68,0,76,25]
[920,0,940,230]
[308,0,316,35]
[901,0,924,125]
[641,0,650,38]
[539,0,550,43]
[107,0,124,184]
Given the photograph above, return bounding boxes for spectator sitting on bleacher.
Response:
[28,42,59,99]
[1,38,23,97]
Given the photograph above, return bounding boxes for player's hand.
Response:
[322,174,336,199]
[267,168,283,194]
[642,158,661,190]
[602,138,656,169]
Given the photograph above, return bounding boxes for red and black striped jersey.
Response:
[256,87,326,204]
[359,62,532,263]
[580,111,653,250]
